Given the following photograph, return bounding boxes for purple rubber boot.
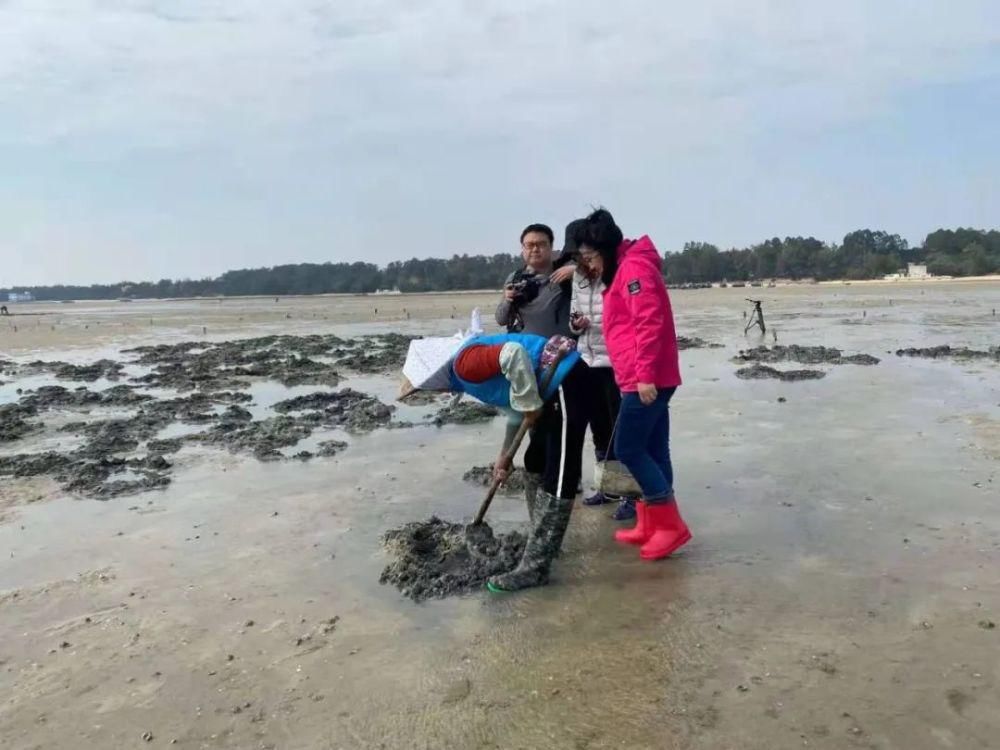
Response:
[611,497,637,521]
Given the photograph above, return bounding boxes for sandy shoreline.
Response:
[1,284,999,749]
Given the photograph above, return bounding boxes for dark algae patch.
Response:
[0,334,416,499]
[734,345,880,366]
[380,517,526,602]
[677,336,723,350]
[463,465,528,494]
[895,345,999,362]
[735,364,826,382]
[433,402,500,426]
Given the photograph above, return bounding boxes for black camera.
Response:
[507,269,545,305]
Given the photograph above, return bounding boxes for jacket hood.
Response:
[617,235,662,272]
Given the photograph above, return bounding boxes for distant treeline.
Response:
[3,228,998,301]
[665,228,1000,285]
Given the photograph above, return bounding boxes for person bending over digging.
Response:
[400,331,587,593]
[570,208,691,561]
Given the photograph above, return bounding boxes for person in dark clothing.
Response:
[490,224,585,526]
[401,331,587,593]
[745,299,766,335]
[565,218,638,520]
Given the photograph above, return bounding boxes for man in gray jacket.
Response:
[495,224,576,337]
[493,223,580,516]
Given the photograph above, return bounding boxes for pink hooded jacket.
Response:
[602,236,682,392]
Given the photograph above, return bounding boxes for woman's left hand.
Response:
[637,383,658,405]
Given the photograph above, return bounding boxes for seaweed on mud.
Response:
[433,402,500,426]
[734,345,880,366]
[122,332,418,392]
[146,438,184,454]
[62,456,171,499]
[316,440,348,457]
[0,333,415,499]
[272,389,394,434]
[19,384,152,411]
[895,345,999,362]
[735,364,826,382]
[332,333,417,374]
[462,465,528,494]
[130,362,252,393]
[379,516,526,601]
[53,359,125,382]
[677,336,723,350]
[230,356,342,387]
[19,359,126,382]
[191,415,317,461]
[1,403,42,443]
[0,447,172,499]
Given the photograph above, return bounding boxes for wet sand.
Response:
[2,283,999,749]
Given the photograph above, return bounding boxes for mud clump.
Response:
[1,403,41,443]
[0,333,413,500]
[334,333,417,374]
[316,440,348,457]
[0,449,171,498]
[400,390,447,406]
[677,336,723,350]
[20,384,152,411]
[734,345,879,366]
[20,359,125,382]
[54,359,125,382]
[736,364,826,382]
[146,438,184,454]
[231,357,342,387]
[273,389,394,434]
[463,465,528,495]
[895,345,999,362]
[123,332,418,391]
[380,516,526,601]
[64,456,171,499]
[199,390,392,460]
[433,402,500,426]
[191,415,311,461]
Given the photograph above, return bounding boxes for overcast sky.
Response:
[1,1,998,285]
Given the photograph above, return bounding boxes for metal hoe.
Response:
[470,348,569,527]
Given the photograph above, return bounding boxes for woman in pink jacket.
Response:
[572,208,691,560]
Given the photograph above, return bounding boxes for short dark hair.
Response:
[520,223,554,245]
[572,208,624,285]
[562,218,587,257]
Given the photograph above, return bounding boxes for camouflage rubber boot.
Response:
[487,492,574,593]
[523,472,541,525]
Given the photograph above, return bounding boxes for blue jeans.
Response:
[613,388,677,504]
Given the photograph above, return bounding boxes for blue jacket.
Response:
[448,333,580,409]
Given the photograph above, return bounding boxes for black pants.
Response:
[523,361,588,500]
[580,365,621,462]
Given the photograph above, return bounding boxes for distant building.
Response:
[883,263,932,281]
[7,291,34,302]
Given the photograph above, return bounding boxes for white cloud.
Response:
[3,0,996,147]
[0,0,997,282]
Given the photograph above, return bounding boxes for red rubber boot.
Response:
[639,500,692,561]
[613,500,651,546]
